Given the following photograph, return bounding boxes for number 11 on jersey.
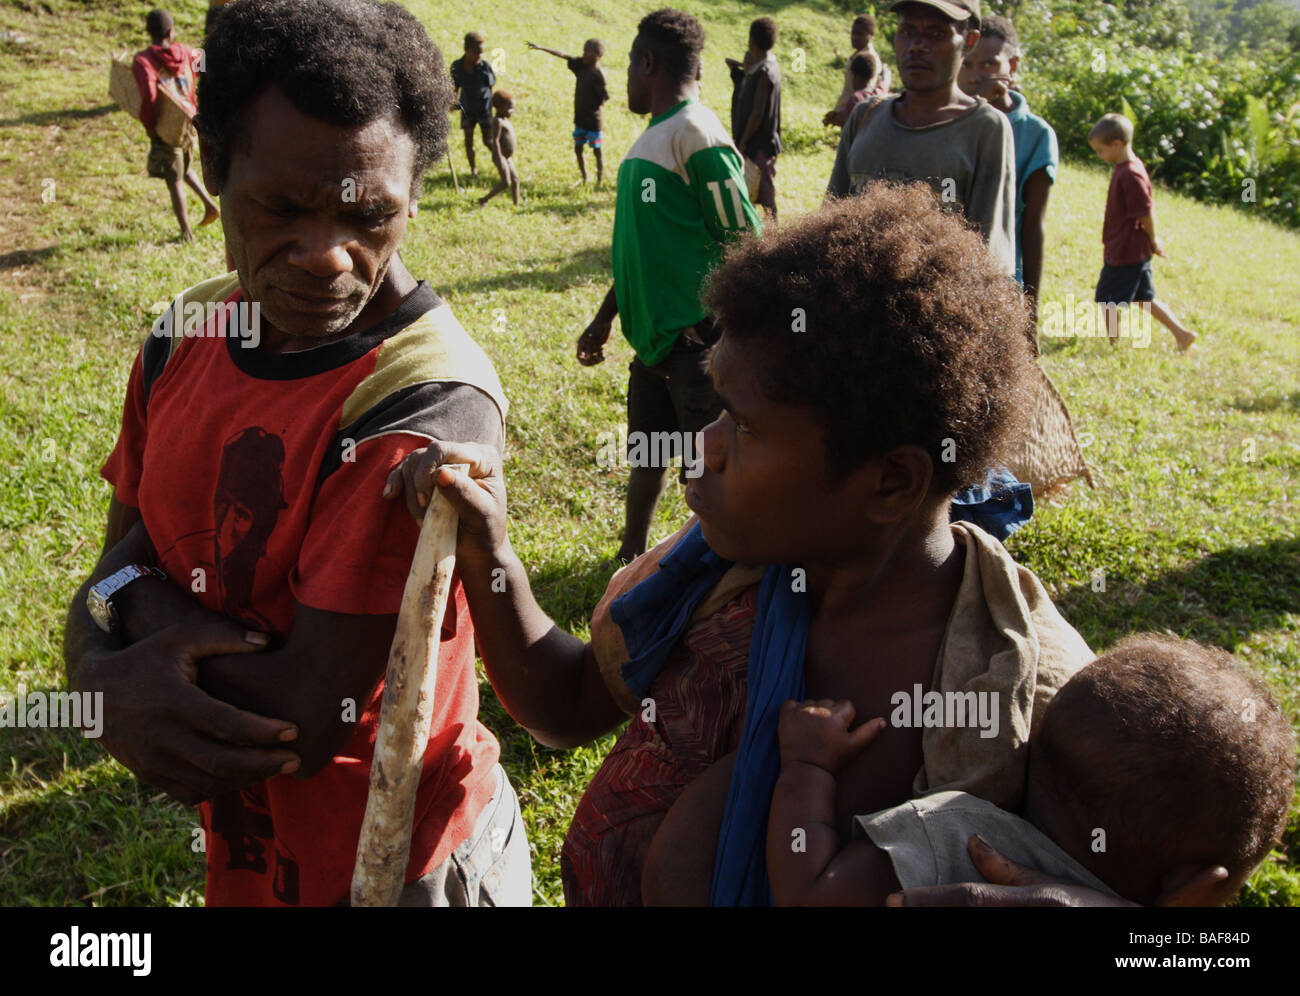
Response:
[707,178,748,229]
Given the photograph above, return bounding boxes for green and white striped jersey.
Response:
[612,98,761,366]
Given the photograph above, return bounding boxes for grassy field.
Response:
[0,0,1297,907]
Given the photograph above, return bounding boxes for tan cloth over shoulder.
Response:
[588,518,1093,808]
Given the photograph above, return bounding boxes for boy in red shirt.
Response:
[132,8,220,241]
[1088,113,1197,351]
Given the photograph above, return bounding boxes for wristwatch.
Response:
[87,564,167,634]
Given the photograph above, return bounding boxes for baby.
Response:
[768,634,1296,905]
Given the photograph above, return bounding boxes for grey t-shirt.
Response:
[826,95,1017,275]
[855,790,1119,896]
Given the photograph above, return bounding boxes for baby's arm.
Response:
[767,700,901,905]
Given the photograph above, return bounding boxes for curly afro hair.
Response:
[703,182,1034,495]
[197,0,452,200]
[635,8,706,86]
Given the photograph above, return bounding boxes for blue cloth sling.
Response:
[610,521,808,906]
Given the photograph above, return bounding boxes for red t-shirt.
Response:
[1102,157,1155,266]
[132,42,201,132]
[102,277,506,906]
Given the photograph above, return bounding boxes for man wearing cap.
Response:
[827,0,1016,276]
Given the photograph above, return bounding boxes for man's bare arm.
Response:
[197,605,401,776]
[65,501,300,805]
[527,42,571,61]
[1020,166,1052,335]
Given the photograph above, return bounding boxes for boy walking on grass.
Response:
[528,39,609,186]
[133,8,220,241]
[478,91,520,207]
[1088,113,1198,350]
[450,32,495,180]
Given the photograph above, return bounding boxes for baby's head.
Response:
[492,90,514,117]
[1027,635,1296,905]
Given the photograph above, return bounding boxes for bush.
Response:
[1008,0,1300,228]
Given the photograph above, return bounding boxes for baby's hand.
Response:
[777,699,885,774]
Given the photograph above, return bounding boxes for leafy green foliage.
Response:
[1012,0,1300,226]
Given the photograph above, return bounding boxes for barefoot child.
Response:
[1088,113,1198,350]
[528,39,609,185]
[132,8,219,241]
[450,32,495,180]
[479,91,520,207]
[767,635,1295,905]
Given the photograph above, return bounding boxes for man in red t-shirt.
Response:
[132,8,220,242]
[64,0,530,907]
[1088,112,1198,351]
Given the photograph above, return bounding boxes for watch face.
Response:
[87,589,116,633]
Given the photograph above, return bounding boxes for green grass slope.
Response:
[1,0,1297,906]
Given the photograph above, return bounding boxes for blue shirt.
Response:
[1005,91,1058,285]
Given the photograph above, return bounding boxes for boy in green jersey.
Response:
[576,8,761,564]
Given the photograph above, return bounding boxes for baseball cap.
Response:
[888,0,981,26]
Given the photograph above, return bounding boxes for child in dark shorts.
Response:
[768,634,1295,905]
[1087,113,1197,351]
[134,8,220,242]
[527,39,609,186]
[450,32,496,180]
[478,91,520,207]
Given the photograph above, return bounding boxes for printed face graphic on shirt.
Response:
[212,427,287,628]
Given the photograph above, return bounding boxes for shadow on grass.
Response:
[1230,391,1300,414]
[0,103,118,129]
[0,245,60,269]
[1054,534,1300,651]
[441,245,610,296]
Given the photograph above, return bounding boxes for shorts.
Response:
[747,150,777,209]
[573,128,602,148]
[394,764,533,907]
[461,109,492,142]
[627,318,723,483]
[1095,259,1155,304]
[147,135,192,182]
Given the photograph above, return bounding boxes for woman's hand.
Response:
[887,834,1137,907]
